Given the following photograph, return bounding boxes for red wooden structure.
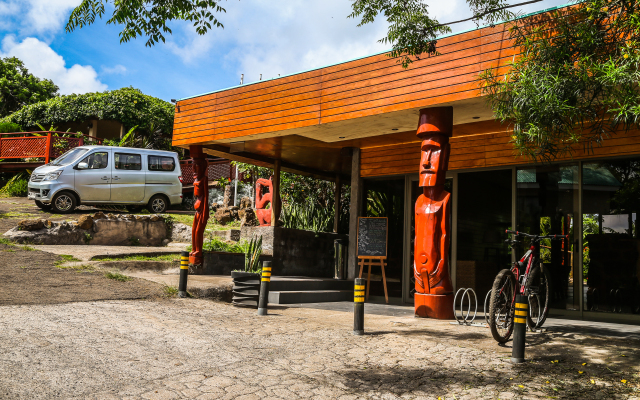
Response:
[178,158,239,185]
[0,131,103,165]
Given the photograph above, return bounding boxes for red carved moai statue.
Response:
[255,177,273,227]
[190,147,209,266]
[414,107,455,319]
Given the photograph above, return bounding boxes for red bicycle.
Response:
[488,230,568,343]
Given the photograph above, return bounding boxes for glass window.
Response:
[582,159,640,314]
[148,155,175,171]
[50,148,88,166]
[517,164,579,311]
[114,153,141,170]
[457,170,512,299]
[79,152,108,169]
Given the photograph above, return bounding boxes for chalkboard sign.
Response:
[357,217,388,258]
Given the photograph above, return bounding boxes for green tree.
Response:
[480,0,640,161]
[0,57,58,118]
[66,0,226,47]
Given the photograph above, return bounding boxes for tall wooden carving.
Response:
[190,145,209,266]
[414,107,455,319]
[255,177,273,227]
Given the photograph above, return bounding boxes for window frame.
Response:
[79,151,109,170]
[147,155,176,172]
[114,152,142,171]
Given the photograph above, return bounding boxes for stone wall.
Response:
[240,227,348,278]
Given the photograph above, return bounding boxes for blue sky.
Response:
[0,0,570,103]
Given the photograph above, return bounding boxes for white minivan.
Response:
[28,146,183,214]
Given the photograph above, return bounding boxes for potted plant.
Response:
[231,235,263,308]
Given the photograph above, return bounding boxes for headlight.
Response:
[44,171,62,181]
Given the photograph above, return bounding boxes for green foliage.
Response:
[83,233,93,244]
[241,235,263,273]
[281,200,333,233]
[480,0,640,161]
[203,236,243,253]
[0,173,29,197]
[66,0,226,47]
[0,57,58,118]
[0,122,22,133]
[349,0,514,68]
[2,87,175,150]
[104,272,133,282]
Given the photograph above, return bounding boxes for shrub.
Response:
[0,122,22,133]
[0,173,28,197]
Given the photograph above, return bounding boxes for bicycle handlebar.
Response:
[505,229,568,240]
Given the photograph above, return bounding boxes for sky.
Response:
[0,0,571,103]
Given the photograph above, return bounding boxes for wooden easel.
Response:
[358,256,389,304]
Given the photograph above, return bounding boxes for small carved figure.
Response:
[414,107,455,319]
[255,177,273,226]
[190,150,209,266]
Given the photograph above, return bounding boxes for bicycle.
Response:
[488,230,568,343]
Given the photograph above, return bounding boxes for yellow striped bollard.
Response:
[258,261,272,316]
[178,251,189,298]
[353,278,365,335]
[511,294,527,363]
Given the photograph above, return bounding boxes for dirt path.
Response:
[0,242,167,306]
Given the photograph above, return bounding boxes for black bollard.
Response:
[178,251,189,298]
[257,261,272,316]
[511,294,528,363]
[353,278,365,335]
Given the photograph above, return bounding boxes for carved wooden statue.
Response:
[190,147,209,266]
[414,107,455,319]
[255,177,273,227]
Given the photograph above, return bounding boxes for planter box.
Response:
[202,251,272,275]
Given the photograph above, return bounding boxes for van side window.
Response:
[80,152,108,169]
[114,153,142,170]
[148,155,176,171]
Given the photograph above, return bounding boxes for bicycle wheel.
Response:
[489,269,517,343]
[526,265,552,330]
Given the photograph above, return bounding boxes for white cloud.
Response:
[1,36,107,95]
[101,64,127,75]
[0,0,81,36]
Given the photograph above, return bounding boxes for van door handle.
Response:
[113,176,120,180]
[101,176,109,180]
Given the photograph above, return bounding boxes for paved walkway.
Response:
[31,244,189,261]
[1,299,638,399]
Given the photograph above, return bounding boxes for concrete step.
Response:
[269,277,352,292]
[268,290,352,304]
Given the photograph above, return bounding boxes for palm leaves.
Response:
[241,235,263,273]
[281,200,333,233]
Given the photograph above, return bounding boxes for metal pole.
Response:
[233,165,239,207]
[258,261,271,315]
[353,278,365,335]
[178,251,189,298]
[511,294,527,363]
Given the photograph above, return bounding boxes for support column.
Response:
[271,159,281,227]
[347,148,362,280]
[333,174,341,233]
[189,145,209,267]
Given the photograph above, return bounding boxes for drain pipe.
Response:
[233,165,239,207]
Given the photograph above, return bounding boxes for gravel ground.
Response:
[1,299,639,400]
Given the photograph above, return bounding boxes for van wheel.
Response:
[51,192,77,214]
[148,195,168,213]
[35,200,52,211]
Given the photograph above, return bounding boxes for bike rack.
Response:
[451,288,486,327]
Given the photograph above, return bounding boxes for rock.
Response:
[228,206,239,211]
[150,215,162,222]
[18,219,44,231]
[240,196,252,209]
[170,222,191,243]
[93,211,107,220]
[240,208,258,227]
[106,213,115,219]
[214,208,233,225]
[222,185,233,207]
[77,215,94,230]
[162,238,170,246]
[43,220,54,229]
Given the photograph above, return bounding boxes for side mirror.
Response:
[77,162,88,170]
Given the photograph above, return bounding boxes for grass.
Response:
[18,245,35,251]
[163,285,179,296]
[104,272,133,282]
[93,254,180,262]
[57,264,95,272]
[0,238,13,245]
[55,254,81,265]
[166,213,240,231]
[0,211,32,219]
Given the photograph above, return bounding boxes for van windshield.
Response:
[50,148,89,166]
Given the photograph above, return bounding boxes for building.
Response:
[172,4,640,323]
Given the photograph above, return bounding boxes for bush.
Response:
[0,173,28,197]
[0,122,22,133]
[202,236,243,253]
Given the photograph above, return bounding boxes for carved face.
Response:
[419,135,449,187]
